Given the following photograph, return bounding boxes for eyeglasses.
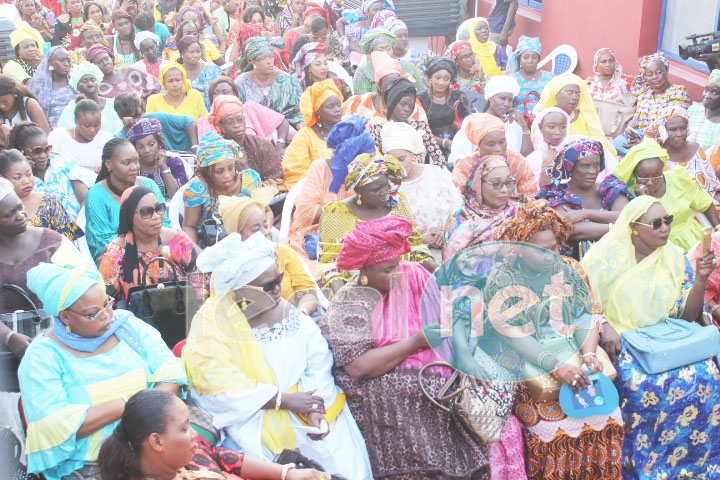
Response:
[261,270,284,293]
[137,203,167,219]
[482,178,516,190]
[254,54,275,64]
[66,296,115,321]
[635,174,664,182]
[559,90,582,99]
[634,215,674,230]
[219,115,244,127]
[25,145,52,156]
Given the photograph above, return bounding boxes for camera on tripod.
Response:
[679,31,720,60]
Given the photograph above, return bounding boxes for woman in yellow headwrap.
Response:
[468,17,507,77]
[4,21,44,84]
[145,62,209,121]
[601,139,719,251]
[533,73,617,155]
[282,78,344,189]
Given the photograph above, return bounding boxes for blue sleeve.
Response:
[141,177,171,227]
[85,185,118,260]
[155,22,171,50]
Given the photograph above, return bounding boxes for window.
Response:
[659,0,720,72]
[518,0,542,10]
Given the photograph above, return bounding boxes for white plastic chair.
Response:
[278,178,306,245]
[537,44,578,76]
[169,183,188,230]
[693,209,712,228]
[456,18,472,41]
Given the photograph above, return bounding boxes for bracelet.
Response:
[277,138,286,145]
[582,352,597,358]
[275,390,282,410]
[711,304,720,316]
[161,168,172,174]
[281,463,296,480]
[191,144,199,151]
[608,222,613,232]
[4,330,15,347]
[442,139,449,149]
[121,396,128,404]
[522,130,531,135]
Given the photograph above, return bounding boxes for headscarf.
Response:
[630,52,670,97]
[384,17,407,36]
[336,215,411,271]
[28,46,75,114]
[530,107,570,153]
[370,9,396,29]
[292,42,327,81]
[10,20,44,49]
[111,9,137,55]
[303,4,331,27]
[349,0,395,23]
[359,27,395,55]
[344,153,403,207]
[371,50,401,84]
[85,43,114,63]
[117,185,156,287]
[550,137,605,182]
[646,105,690,144]
[381,121,425,155]
[26,259,105,317]
[506,35,541,74]
[494,198,572,243]
[243,36,273,62]
[196,232,277,297]
[586,48,632,104]
[612,138,669,192]
[484,75,520,99]
[709,69,720,89]
[383,77,416,120]
[68,61,103,91]
[134,30,160,51]
[127,117,163,142]
[327,115,377,193]
[177,35,200,55]
[78,19,108,46]
[464,112,505,146]
[197,131,244,168]
[468,17,502,77]
[463,155,514,218]
[299,78,343,127]
[580,195,685,333]
[173,6,207,30]
[159,62,192,92]
[218,186,278,234]
[0,177,15,202]
[445,40,472,61]
[208,95,244,128]
[424,56,457,82]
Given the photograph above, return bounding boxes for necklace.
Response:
[252,71,275,96]
[106,175,127,197]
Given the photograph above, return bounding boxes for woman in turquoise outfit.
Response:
[508,36,554,114]
[18,259,187,480]
[85,138,169,259]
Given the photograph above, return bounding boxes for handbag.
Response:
[418,362,515,444]
[453,100,465,131]
[594,99,636,138]
[200,214,227,247]
[622,317,720,375]
[522,90,541,127]
[0,284,52,338]
[127,257,201,349]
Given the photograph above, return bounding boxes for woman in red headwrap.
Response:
[320,215,490,479]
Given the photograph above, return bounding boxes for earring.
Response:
[360,275,368,285]
[632,230,639,236]
[241,298,248,309]
[66,323,71,333]
[356,194,362,205]
[49,65,54,71]
[317,122,323,129]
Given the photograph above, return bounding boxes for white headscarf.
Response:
[196,232,278,297]
[0,177,15,203]
[484,75,521,99]
[134,30,161,51]
[380,121,426,155]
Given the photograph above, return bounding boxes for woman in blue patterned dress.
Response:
[508,36,553,114]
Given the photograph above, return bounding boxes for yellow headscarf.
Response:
[160,61,192,92]
[580,195,686,334]
[612,139,670,192]
[299,78,344,127]
[10,21,44,49]
[218,186,278,234]
[468,17,503,77]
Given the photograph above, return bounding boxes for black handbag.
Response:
[126,257,201,349]
[200,214,227,247]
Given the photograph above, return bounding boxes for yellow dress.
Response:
[276,243,317,300]
[282,127,333,189]
[146,89,209,121]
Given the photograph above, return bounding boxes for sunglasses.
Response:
[137,203,167,219]
[25,145,52,156]
[482,178,516,190]
[634,215,674,230]
[261,270,284,293]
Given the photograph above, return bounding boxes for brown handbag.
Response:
[594,99,636,138]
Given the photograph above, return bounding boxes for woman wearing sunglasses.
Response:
[98,185,198,305]
[581,195,719,479]
[9,121,95,221]
[603,139,719,252]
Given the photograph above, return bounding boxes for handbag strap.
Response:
[0,284,41,316]
[417,361,457,412]
[139,256,182,288]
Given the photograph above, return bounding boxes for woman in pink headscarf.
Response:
[585,48,635,106]
[525,107,570,186]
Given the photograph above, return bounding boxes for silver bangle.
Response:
[161,168,172,174]
[4,330,15,347]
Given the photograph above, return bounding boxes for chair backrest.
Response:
[278,177,306,245]
[537,44,578,76]
[169,183,188,231]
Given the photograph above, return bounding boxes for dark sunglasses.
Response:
[137,203,167,219]
[25,145,52,156]
[634,215,674,230]
[262,270,284,293]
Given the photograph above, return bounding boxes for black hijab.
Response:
[383,77,417,121]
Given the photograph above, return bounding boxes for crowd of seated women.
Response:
[2,1,720,479]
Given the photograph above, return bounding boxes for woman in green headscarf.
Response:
[601,139,719,251]
[351,27,422,94]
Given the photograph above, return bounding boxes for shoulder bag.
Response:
[594,99,636,138]
[0,284,52,339]
[200,213,228,247]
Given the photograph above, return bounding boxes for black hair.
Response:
[74,98,101,119]
[7,122,45,151]
[289,34,310,66]
[96,138,134,182]
[0,149,30,176]
[0,75,38,122]
[310,16,328,33]
[242,6,265,23]
[98,389,177,480]
[114,92,143,118]
[134,12,156,32]
[208,76,240,105]
[82,1,105,22]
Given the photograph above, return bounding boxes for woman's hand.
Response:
[582,352,603,375]
[623,125,642,147]
[157,149,168,170]
[553,363,590,390]
[418,323,444,349]
[282,390,326,415]
[7,332,32,359]
[696,250,717,280]
[599,323,622,363]
[305,412,330,441]
[511,110,529,130]
[634,183,649,197]
[287,469,328,480]
[559,205,585,224]
[423,227,444,248]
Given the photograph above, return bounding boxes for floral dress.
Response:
[235,70,304,127]
[27,193,84,241]
[633,85,691,130]
[512,70,554,113]
[33,154,96,220]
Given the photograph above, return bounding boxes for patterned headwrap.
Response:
[336,215,411,271]
[134,30,160,51]
[243,36,273,62]
[424,56,457,82]
[10,20,44,49]
[208,95,244,128]
[494,199,572,243]
[299,78,343,127]
[359,27,395,55]
[370,9,396,29]
[384,17,407,36]
[69,61,103,91]
[445,40,472,61]
[85,43,114,63]
[78,19,105,43]
[592,48,617,75]
[344,153,402,207]
[233,23,262,66]
[506,35,541,74]
[465,113,505,146]
[197,131,244,168]
[304,4,331,27]
[646,105,690,144]
[292,42,327,81]
[350,0,395,23]
[550,137,605,182]
[327,115,377,193]
[160,62,192,92]
[174,6,207,30]
[127,117,163,142]
[464,155,513,215]
[709,69,720,89]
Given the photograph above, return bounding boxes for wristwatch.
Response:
[161,168,172,174]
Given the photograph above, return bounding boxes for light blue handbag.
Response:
[622,318,720,375]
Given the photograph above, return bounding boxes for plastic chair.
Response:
[693,209,712,228]
[537,44,578,75]
[278,178,306,245]
[169,183,188,230]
